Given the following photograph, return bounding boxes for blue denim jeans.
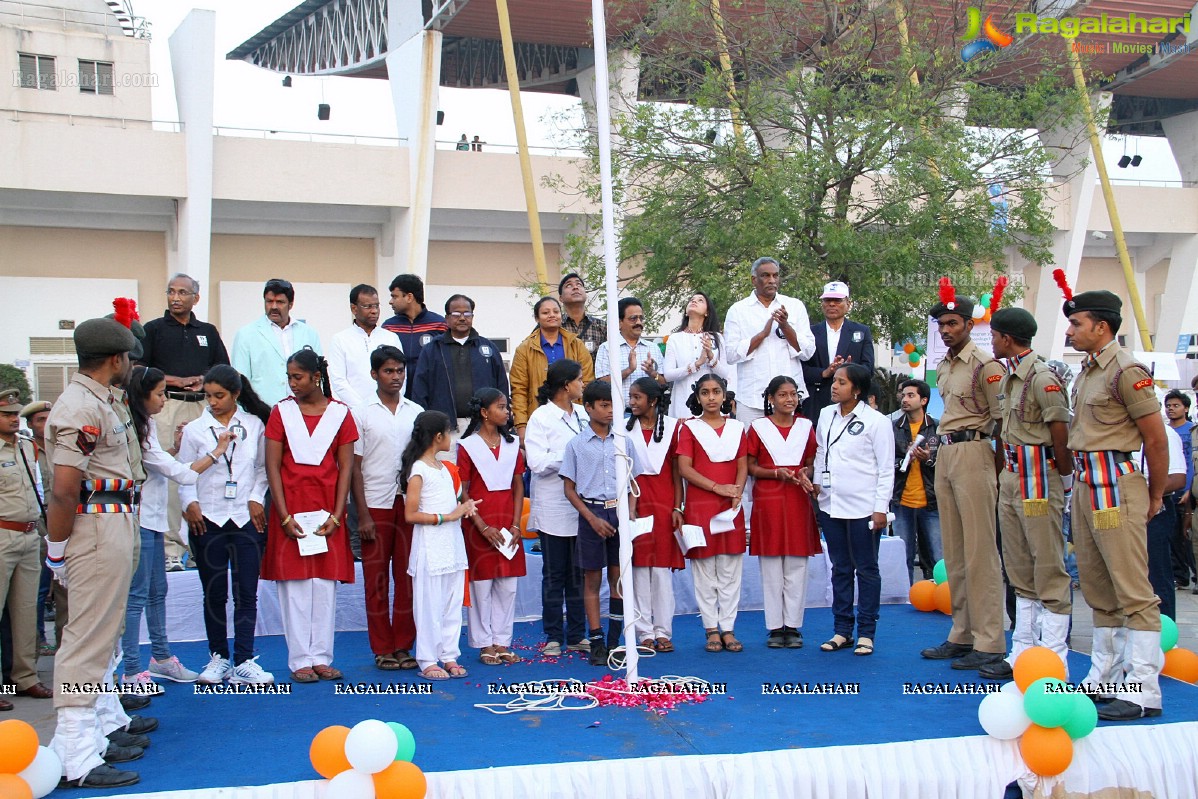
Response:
[817,511,881,640]
[122,527,171,674]
[891,504,942,584]
[1146,494,1177,621]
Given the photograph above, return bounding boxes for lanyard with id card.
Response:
[211,427,238,498]
[822,412,857,488]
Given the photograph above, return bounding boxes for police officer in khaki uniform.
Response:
[920,287,1007,670]
[0,388,51,710]
[20,399,69,653]
[1065,290,1166,721]
[45,317,155,788]
[981,308,1073,681]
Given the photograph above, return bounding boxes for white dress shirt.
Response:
[327,323,404,409]
[724,292,816,409]
[525,401,588,537]
[662,330,737,418]
[272,320,297,359]
[1139,426,1185,482]
[139,424,199,534]
[353,395,423,509]
[825,321,843,364]
[813,401,895,519]
[178,408,269,528]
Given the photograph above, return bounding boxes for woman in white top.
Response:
[810,363,895,657]
[178,365,274,685]
[524,358,589,656]
[663,292,737,418]
[121,366,236,688]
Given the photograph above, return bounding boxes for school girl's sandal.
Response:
[654,637,674,653]
[374,654,402,670]
[854,638,875,657]
[444,662,468,679]
[820,635,854,652]
[292,667,319,683]
[497,648,522,664]
[393,650,419,670]
[420,665,450,681]
[704,629,724,653]
[479,647,502,666]
[720,631,744,653]
[312,664,343,680]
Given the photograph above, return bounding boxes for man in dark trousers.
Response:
[801,281,874,420]
[382,274,447,399]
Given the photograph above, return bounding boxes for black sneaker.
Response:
[102,743,144,764]
[119,694,151,712]
[767,629,787,648]
[951,651,1005,670]
[107,729,150,749]
[785,628,804,649]
[1096,699,1162,721]
[588,638,609,666]
[921,641,973,660]
[125,716,158,735]
[58,764,140,789]
[978,659,1014,680]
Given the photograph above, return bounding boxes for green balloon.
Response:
[1062,692,1098,739]
[932,560,947,585]
[1023,677,1072,728]
[387,722,416,763]
[1161,615,1179,652]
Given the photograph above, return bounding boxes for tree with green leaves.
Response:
[0,365,32,405]
[559,0,1091,343]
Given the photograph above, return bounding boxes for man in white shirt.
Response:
[350,345,423,670]
[231,279,322,406]
[724,257,816,424]
[327,284,403,409]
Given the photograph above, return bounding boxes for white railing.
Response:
[1104,177,1197,188]
[0,0,150,38]
[213,125,405,147]
[434,138,585,157]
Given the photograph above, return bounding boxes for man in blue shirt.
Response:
[561,381,644,665]
[1164,391,1197,589]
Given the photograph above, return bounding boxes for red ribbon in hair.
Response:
[1052,269,1073,301]
[991,276,1008,311]
[938,277,956,309]
[112,298,139,329]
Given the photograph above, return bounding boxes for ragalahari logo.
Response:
[961,8,1014,62]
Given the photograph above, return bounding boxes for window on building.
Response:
[78,60,115,95]
[18,53,56,90]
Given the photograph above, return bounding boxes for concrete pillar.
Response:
[1030,93,1109,359]
[1156,234,1198,355]
[1163,108,1198,184]
[168,10,216,319]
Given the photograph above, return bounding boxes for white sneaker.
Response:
[121,671,165,695]
[149,656,199,683]
[165,557,185,573]
[542,641,562,657]
[229,656,275,685]
[567,639,591,652]
[196,653,232,684]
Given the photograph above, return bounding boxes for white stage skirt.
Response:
[144,537,909,644]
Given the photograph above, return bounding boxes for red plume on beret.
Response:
[938,277,956,310]
[112,298,139,329]
[991,276,1008,311]
[1052,269,1073,301]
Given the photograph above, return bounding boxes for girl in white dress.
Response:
[402,410,479,680]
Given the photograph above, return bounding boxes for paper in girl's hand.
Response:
[631,517,654,539]
[709,506,742,534]
[674,524,706,553]
[293,510,331,555]
[496,527,520,560]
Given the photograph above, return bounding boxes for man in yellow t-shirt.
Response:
[890,379,941,584]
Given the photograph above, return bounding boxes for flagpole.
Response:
[590,0,639,684]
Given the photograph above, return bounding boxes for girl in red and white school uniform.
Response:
[747,375,820,649]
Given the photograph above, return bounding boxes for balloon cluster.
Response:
[972,292,997,324]
[311,720,426,799]
[901,342,925,369]
[0,720,61,799]
[908,559,952,615]
[977,648,1096,777]
[1161,614,1198,683]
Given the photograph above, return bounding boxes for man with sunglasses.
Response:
[231,279,322,406]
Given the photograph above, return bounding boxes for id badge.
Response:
[224,481,238,499]
[821,471,832,488]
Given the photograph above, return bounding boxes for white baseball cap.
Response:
[821,281,850,299]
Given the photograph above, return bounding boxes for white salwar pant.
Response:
[691,554,744,631]
[467,577,518,648]
[632,566,676,641]
[414,569,465,670]
[277,578,337,672]
[760,555,811,630]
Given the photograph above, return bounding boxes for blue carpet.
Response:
[110,606,1198,794]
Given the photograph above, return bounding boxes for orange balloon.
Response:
[1014,646,1068,693]
[0,719,38,774]
[983,310,992,323]
[933,581,952,615]
[522,497,531,515]
[373,760,427,799]
[1162,647,1198,684]
[903,342,916,354]
[1019,724,1073,776]
[521,510,536,539]
[0,774,33,799]
[909,580,937,612]
[309,725,352,779]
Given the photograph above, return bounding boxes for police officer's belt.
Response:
[166,390,206,402]
[942,430,990,444]
[78,479,139,512]
[80,489,138,505]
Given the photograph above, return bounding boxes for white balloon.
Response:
[326,769,376,799]
[1000,681,1023,697]
[972,305,986,320]
[344,720,398,774]
[18,747,63,799]
[977,690,1032,740]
